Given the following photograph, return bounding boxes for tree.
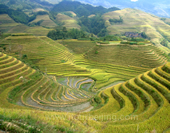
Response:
[160,39,168,47]
[79,15,107,37]
[141,32,148,39]
[47,27,87,40]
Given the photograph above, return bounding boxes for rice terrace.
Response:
[0,0,170,133]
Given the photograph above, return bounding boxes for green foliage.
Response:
[0,4,8,9]
[121,39,146,45]
[130,37,146,42]
[63,12,74,18]
[94,96,102,104]
[61,60,66,63]
[0,44,7,48]
[3,47,6,51]
[100,35,122,41]
[129,42,137,45]
[0,33,11,39]
[49,12,65,26]
[160,39,169,47]
[79,15,107,37]
[95,51,99,54]
[141,32,149,39]
[109,16,123,24]
[90,37,99,41]
[36,11,48,15]
[47,27,87,40]
[8,9,30,24]
[22,54,27,59]
[163,53,170,61]
[0,4,36,24]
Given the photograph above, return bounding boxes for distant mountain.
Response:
[0,0,170,50]
[76,0,170,17]
[51,1,120,17]
[0,0,54,10]
[47,0,170,17]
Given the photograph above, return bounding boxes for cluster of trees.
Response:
[79,15,107,37]
[0,4,36,24]
[109,16,123,24]
[130,37,146,42]
[161,39,169,47]
[6,0,53,10]
[47,27,86,40]
[100,35,122,41]
[0,4,50,25]
[141,32,149,39]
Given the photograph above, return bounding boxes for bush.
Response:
[109,16,123,24]
[129,42,137,45]
[121,41,128,44]
[22,54,27,59]
[95,51,99,54]
[94,96,101,104]
[3,47,6,51]
[131,37,146,42]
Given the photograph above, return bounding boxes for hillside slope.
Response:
[56,13,80,29]
[0,0,53,10]
[0,14,19,32]
[0,34,153,89]
[30,14,57,28]
[103,8,170,53]
[0,50,169,132]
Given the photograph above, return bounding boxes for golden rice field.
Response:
[0,34,169,132]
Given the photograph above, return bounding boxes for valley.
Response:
[0,0,169,133]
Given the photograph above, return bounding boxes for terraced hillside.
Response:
[0,14,53,36]
[0,52,95,112]
[60,39,167,68]
[30,15,57,28]
[103,8,170,53]
[0,34,170,132]
[85,44,167,68]
[0,35,91,76]
[56,13,81,29]
[80,62,170,133]
[0,50,169,132]
[1,35,168,89]
[0,14,20,33]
